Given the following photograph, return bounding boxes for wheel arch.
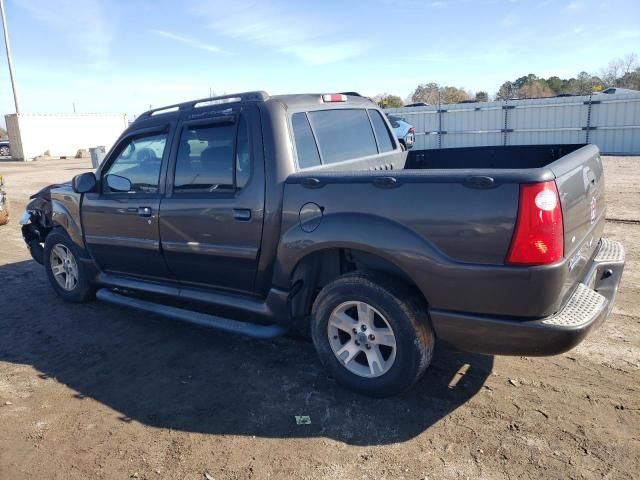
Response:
[50,198,88,256]
[287,246,429,321]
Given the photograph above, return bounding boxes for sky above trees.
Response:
[0,0,638,120]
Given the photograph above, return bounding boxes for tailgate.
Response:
[550,144,605,276]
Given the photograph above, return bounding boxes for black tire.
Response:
[311,272,434,397]
[44,230,95,303]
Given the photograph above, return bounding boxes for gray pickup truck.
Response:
[20,91,625,397]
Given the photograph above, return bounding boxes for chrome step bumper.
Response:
[429,238,625,356]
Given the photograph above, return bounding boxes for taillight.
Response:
[409,127,416,133]
[507,181,564,265]
[322,94,347,103]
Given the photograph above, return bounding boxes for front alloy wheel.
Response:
[50,243,79,291]
[43,230,95,303]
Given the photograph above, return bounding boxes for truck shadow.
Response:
[0,259,493,446]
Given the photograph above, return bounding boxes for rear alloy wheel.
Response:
[311,273,434,397]
[0,146,9,157]
[327,300,397,378]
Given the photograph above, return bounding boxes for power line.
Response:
[0,0,19,113]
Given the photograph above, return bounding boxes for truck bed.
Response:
[406,144,586,170]
[281,144,605,320]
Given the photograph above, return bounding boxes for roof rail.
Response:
[137,91,269,121]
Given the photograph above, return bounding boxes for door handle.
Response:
[233,209,251,221]
[138,206,153,217]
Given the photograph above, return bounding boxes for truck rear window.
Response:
[307,109,378,164]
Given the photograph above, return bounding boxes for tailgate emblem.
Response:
[590,196,597,224]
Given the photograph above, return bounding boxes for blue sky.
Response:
[0,0,639,122]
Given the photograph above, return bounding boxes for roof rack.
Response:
[136,91,269,121]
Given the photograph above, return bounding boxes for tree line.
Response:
[376,53,639,108]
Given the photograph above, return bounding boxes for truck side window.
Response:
[368,110,395,153]
[307,109,377,164]
[291,112,321,169]
[103,133,167,193]
[174,123,236,192]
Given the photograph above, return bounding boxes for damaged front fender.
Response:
[20,186,58,265]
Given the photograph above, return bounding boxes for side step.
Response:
[96,288,288,339]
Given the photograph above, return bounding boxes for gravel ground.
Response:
[0,156,638,480]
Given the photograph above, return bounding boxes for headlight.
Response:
[19,210,32,225]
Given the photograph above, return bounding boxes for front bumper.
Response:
[429,238,625,356]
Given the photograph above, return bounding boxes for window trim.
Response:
[290,112,322,171]
[234,113,253,190]
[100,128,170,196]
[169,114,251,197]
[367,109,396,154]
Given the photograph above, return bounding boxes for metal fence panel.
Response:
[386,92,640,154]
[589,94,640,154]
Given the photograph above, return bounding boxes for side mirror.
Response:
[105,174,132,193]
[72,172,97,193]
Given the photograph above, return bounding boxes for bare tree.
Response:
[475,91,489,102]
[601,58,624,87]
[518,81,554,99]
[622,53,639,77]
[411,82,471,105]
[570,72,596,95]
[411,82,441,104]
[374,93,404,108]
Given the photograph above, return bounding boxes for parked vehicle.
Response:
[0,175,8,225]
[386,114,415,150]
[20,91,625,397]
[599,87,639,95]
[0,140,10,157]
[404,102,429,107]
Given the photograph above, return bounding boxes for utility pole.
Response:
[0,0,20,113]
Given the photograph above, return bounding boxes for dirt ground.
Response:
[0,156,638,480]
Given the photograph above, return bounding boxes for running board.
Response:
[96,288,288,339]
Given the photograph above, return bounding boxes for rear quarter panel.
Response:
[273,171,569,317]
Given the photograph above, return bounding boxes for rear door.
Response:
[82,127,174,279]
[159,106,265,293]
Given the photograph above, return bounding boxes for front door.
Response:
[159,108,265,293]
[82,129,173,280]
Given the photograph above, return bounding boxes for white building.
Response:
[5,112,128,161]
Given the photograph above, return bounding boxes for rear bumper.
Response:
[429,238,625,356]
